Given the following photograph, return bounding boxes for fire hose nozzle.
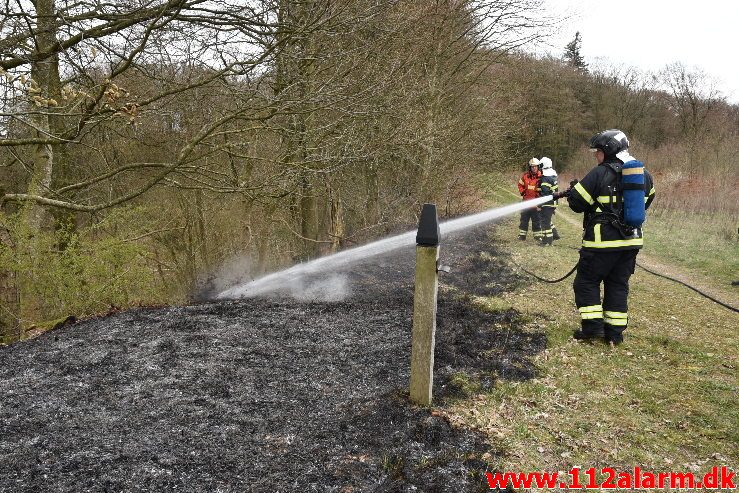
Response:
[552,189,571,200]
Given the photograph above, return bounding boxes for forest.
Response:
[1,0,737,341]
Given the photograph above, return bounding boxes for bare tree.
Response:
[660,62,724,166]
[0,0,553,334]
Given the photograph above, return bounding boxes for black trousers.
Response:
[573,249,638,336]
[539,207,555,243]
[518,208,541,237]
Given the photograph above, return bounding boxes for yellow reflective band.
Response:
[604,311,628,319]
[541,183,552,188]
[644,197,649,203]
[582,237,644,248]
[581,312,603,320]
[597,196,614,203]
[604,317,628,326]
[622,167,643,175]
[574,182,594,205]
[649,187,655,196]
[579,305,603,313]
[594,224,601,243]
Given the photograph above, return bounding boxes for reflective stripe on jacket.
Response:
[567,159,655,251]
[539,174,558,208]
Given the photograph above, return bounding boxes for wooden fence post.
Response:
[409,204,440,406]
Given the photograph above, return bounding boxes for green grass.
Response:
[440,172,739,477]
[646,209,739,287]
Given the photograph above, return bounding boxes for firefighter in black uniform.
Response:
[566,130,655,345]
[537,157,558,246]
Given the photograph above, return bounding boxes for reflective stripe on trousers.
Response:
[574,249,637,334]
[604,311,628,326]
[579,305,603,320]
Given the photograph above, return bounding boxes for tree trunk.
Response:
[256,203,276,275]
[299,173,319,259]
[365,162,380,227]
[195,190,210,270]
[0,226,20,343]
[23,0,58,233]
[328,179,344,253]
[16,0,59,326]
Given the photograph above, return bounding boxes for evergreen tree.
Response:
[564,31,587,71]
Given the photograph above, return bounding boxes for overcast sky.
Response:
[538,0,738,103]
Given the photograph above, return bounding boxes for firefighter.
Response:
[537,157,558,246]
[517,158,542,241]
[566,130,655,345]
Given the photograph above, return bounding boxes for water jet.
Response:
[216,196,552,300]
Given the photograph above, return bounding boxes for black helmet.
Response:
[589,129,629,157]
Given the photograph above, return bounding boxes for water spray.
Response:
[217,196,553,300]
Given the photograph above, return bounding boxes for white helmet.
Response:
[528,157,540,168]
[540,157,553,169]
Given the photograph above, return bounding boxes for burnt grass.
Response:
[0,225,546,492]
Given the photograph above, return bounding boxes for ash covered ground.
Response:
[0,225,546,492]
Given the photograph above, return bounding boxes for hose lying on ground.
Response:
[635,262,739,314]
[509,254,739,313]
[510,259,579,284]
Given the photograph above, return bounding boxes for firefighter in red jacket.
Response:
[517,158,542,241]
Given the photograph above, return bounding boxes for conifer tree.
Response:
[564,31,587,71]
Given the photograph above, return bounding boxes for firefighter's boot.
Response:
[604,326,624,346]
[573,328,604,342]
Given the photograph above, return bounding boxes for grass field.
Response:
[441,175,738,485]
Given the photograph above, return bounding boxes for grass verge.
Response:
[441,174,738,484]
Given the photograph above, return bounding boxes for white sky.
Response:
[538,0,739,103]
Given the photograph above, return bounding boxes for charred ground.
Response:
[0,225,545,492]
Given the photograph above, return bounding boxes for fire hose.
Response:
[634,262,739,313]
[511,255,738,314]
[510,188,739,313]
[511,259,579,284]
[509,240,739,315]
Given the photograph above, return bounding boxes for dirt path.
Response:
[0,225,544,493]
[553,207,739,307]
